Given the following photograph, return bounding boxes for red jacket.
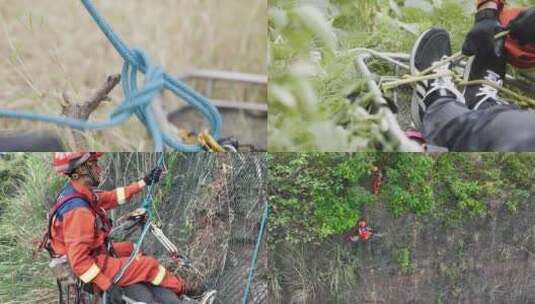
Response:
[500,8,535,70]
[478,0,535,70]
[50,180,145,290]
[358,227,370,240]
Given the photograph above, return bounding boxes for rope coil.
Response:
[0,0,223,152]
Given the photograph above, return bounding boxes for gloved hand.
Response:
[462,8,505,59]
[106,284,124,304]
[507,7,535,45]
[143,167,163,186]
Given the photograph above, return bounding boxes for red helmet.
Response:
[53,152,103,175]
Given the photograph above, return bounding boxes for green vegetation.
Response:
[0,154,62,302]
[269,152,535,303]
[269,0,535,151]
[396,247,412,274]
[269,153,535,244]
[269,153,376,243]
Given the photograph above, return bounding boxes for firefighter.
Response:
[346,218,374,243]
[46,152,194,301]
[371,166,384,195]
[356,218,372,241]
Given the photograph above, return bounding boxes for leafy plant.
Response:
[269,153,534,243]
[269,0,534,151]
[397,247,412,274]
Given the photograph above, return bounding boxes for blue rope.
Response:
[242,201,269,304]
[0,0,222,152]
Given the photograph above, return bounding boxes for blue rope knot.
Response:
[111,48,164,121]
[110,48,167,150]
[0,0,223,152]
[80,0,224,152]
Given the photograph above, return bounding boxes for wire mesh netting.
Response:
[102,152,267,304]
[270,199,535,304]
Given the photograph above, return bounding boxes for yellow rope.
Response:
[414,32,509,77]
[381,71,455,91]
[381,71,535,108]
[198,130,226,152]
[415,52,464,77]
[379,30,535,109]
[456,79,535,108]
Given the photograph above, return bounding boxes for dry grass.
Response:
[0,0,267,150]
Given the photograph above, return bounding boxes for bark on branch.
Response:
[60,74,121,149]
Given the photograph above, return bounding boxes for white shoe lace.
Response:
[425,57,465,103]
[473,70,504,110]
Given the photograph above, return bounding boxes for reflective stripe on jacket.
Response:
[50,180,145,290]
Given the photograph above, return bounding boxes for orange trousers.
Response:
[95,241,185,295]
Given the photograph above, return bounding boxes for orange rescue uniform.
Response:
[50,180,185,294]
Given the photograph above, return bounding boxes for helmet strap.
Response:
[73,162,100,187]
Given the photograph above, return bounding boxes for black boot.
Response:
[462,41,508,110]
[410,27,465,128]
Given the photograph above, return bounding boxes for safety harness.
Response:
[102,154,202,304]
[38,155,208,304]
[38,184,114,304]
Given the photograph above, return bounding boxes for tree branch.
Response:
[59,74,121,149]
[83,74,121,119]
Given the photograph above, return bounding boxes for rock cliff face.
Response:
[271,197,535,304]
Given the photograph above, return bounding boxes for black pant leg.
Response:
[121,283,157,303]
[151,285,182,304]
[423,99,535,151]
